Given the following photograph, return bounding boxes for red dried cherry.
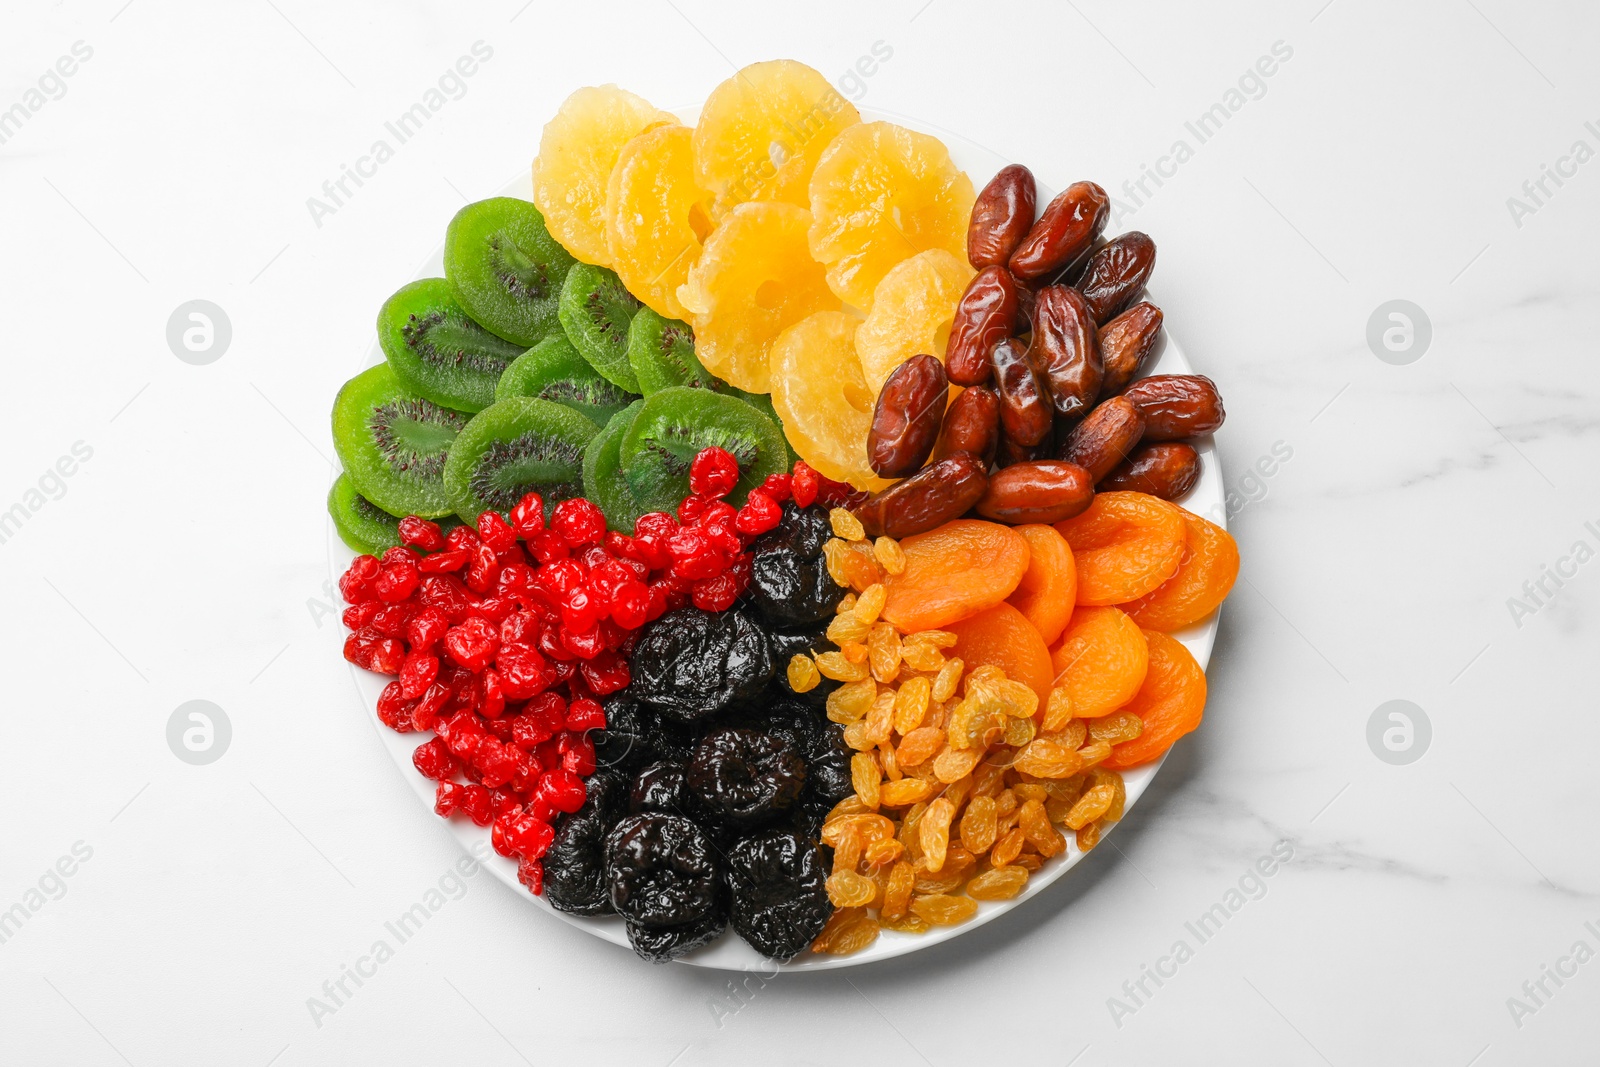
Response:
[398,515,445,552]
[509,492,545,537]
[690,446,740,498]
[551,498,606,547]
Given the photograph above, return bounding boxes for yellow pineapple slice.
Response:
[532,85,675,266]
[605,124,715,320]
[677,201,840,393]
[808,121,976,309]
[770,311,892,493]
[854,249,974,392]
[693,60,861,216]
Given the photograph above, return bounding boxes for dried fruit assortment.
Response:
[328,59,1239,965]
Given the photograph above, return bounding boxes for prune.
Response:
[726,829,833,960]
[543,770,626,916]
[687,727,806,828]
[605,812,722,927]
[631,760,692,815]
[624,911,728,964]
[630,607,775,722]
[747,503,845,628]
[592,693,649,773]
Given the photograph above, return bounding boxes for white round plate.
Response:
[329,103,1224,970]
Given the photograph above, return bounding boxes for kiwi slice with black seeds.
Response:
[618,386,789,513]
[378,278,527,413]
[496,334,639,427]
[444,197,575,347]
[332,364,467,519]
[713,382,801,467]
[443,396,599,523]
[558,262,643,394]
[582,400,649,533]
[328,473,405,555]
[627,308,715,394]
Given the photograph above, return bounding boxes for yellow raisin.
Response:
[1076,820,1102,851]
[851,751,882,810]
[1076,738,1113,768]
[821,813,895,848]
[1102,771,1127,823]
[873,535,906,574]
[966,865,1029,900]
[833,825,864,872]
[904,629,958,649]
[1042,686,1074,732]
[830,506,866,541]
[867,623,902,683]
[836,592,858,614]
[827,869,878,907]
[909,893,979,926]
[1013,738,1086,779]
[841,641,869,664]
[787,653,821,693]
[865,837,905,867]
[1003,715,1036,747]
[894,726,945,767]
[878,740,901,781]
[879,912,931,934]
[893,676,931,734]
[879,777,935,807]
[959,796,999,854]
[863,688,896,745]
[1065,772,1118,829]
[827,612,872,645]
[1013,783,1049,804]
[900,640,946,672]
[854,582,887,624]
[1089,713,1144,745]
[816,650,869,682]
[881,860,915,920]
[1020,798,1065,858]
[813,908,880,954]
[919,797,956,872]
[932,657,964,702]
[825,678,876,723]
[842,720,872,750]
[992,825,1025,867]
[823,539,851,586]
[933,746,983,783]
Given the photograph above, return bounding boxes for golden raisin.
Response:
[992,825,1025,867]
[1042,686,1074,733]
[904,629,959,649]
[893,676,931,734]
[863,689,896,745]
[880,777,936,807]
[841,641,868,664]
[966,865,1029,900]
[854,582,888,624]
[881,860,915,920]
[816,650,869,682]
[813,907,880,954]
[865,837,905,867]
[1076,820,1101,851]
[833,825,864,872]
[830,506,867,541]
[825,678,876,723]
[895,726,945,767]
[873,535,906,575]
[901,640,946,672]
[827,869,878,907]
[1065,772,1117,829]
[909,893,979,926]
[827,611,871,645]
[932,657,965,702]
[1089,713,1144,745]
[867,623,903,682]
[787,653,821,693]
[933,746,982,783]
[919,797,956,872]
[1013,738,1086,779]
[1020,798,1066,858]
[959,796,999,854]
[851,751,882,810]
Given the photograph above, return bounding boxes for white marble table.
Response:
[2,1,1595,1063]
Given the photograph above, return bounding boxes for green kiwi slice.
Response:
[713,383,801,467]
[444,197,575,347]
[582,400,649,533]
[495,334,639,427]
[332,364,467,519]
[443,396,599,523]
[558,262,643,394]
[378,278,527,413]
[627,308,715,394]
[618,386,789,512]
[328,473,405,555]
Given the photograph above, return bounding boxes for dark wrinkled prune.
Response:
[687,727,806,828]
[543,770,626,916]
[630,607,775,722]
[605,812,722,928]
[765,619,839,706]
[747,503,845,628]
[624,911,728,964]
[802,720,854,805]
[631,760,692,815]
[726,829,832,960]
[592,693,649,773]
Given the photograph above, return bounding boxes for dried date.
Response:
[1027,285,1101,420]
[853,454,989,539]
[933,384,1000,464]
[1075,232,1156,324]
[1122,375,1225,440]
[967,164,1037,270]
[975,461,1095,524]
[990,337,1053,447]
[1099,442,1200,500]
[1097,302,1163,396]
[1008,181,1109,282]
[945,266,1020,386]
[868,354,948,477]
[1058,396,1145,481]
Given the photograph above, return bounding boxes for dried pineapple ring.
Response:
[693,59,861,216]
[677,201,840,393]
[770,310,892,492]
[808,121,976,309]
[604,124,715,320]
[532,85,676,267]
[854,248,974,392]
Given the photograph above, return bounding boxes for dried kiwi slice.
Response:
[328,473,404,555]
[332,364,467,519]
[559,262,643,394]
[444,197,575,347]
[378,278,527,413]
[618,387,788,512]
[714,383,801,467]
[495,334,638,428]
[628,308,714,394]
[443,396,599,523]
[582,400,648,533]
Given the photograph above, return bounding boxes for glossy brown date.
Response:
[854,453,989,539]
[1097,301,1164,396]
[1075,232,1156,324]
[933,384,1000,464]
[990,337,1053,447]
[945,266,1021,386]
[1058,395,1145,481]
[1008,181,1110,282]
[996,431,1045,469]
[1122,374,1225,440]
[868,354,949,478]
[975,460,1095,524]
[1026,285,1101,420]
[1099,442,1200,500]
[967,164,1037,270]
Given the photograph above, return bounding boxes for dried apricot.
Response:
[1004,523,1077,646]
[881,520,1030,632]
[1103,630,1207,769]
[1123,508,1240,631]
[1050,607,1149,718]
[943,602,1054,702]
[1054,491,1186,606]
